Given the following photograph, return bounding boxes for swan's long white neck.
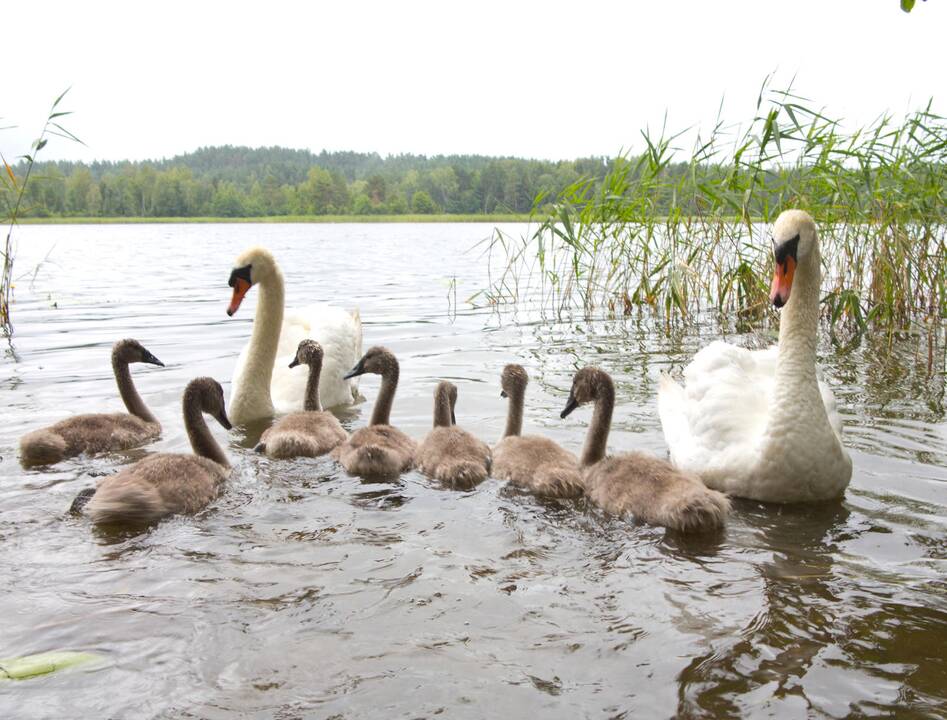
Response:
[770,247,826,426]
[230,268,284,422]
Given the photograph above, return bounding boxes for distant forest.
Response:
[9,146,621,217]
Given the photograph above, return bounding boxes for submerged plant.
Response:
[484,79,946,334]
[1,89,82,336]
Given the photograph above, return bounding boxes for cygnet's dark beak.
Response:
[217,409,233,431]
[288,357,300,369]
[560,394,579,419]
[500,390,508,398]
[451,409,456,425]
[69,487,96,514]
[344,357,367,380]
[141,349,164,367]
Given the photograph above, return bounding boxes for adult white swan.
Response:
[658,210,852,503]
[226,246,362,425]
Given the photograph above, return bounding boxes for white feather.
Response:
[232,304,362,414]
[658,340,849,502]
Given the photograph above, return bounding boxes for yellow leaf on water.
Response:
[0,651,103,680]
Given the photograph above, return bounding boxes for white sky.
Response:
[3,0,945,163]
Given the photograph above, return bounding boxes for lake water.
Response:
[1,223,945,718]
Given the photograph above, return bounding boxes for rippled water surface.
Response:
[1,224,945,718]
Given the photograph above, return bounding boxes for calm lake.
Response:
[2,223,945,718]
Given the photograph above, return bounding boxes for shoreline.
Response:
[17,213,534,225]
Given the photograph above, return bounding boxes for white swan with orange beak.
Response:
[226,246,362,426]
[657,210,852,503]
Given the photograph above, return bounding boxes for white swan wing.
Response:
[658,341,775,475]
[270,304,363,413]
[817,372,845,440]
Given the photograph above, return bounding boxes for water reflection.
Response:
[677,502,851,716]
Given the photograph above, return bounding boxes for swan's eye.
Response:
[228,264,252,288]
[774,234,800,265]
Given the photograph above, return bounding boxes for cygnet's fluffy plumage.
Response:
[563,367,729,533]
[19,339,164,467]
[80,377,232,525]
[416,381,491,490]
[257,340,347,459]
[582,451,730,533]
[492,364,583,498]
[331,347,416,479]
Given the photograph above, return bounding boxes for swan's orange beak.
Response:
[227,278,251,316]
[770,256,796,309]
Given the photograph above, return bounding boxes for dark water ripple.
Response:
[0,223,944,718]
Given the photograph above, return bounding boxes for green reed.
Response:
[1,89,82,336]
[484,80,946,333]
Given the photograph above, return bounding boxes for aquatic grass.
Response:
[1,89,82,336]
[484,80,947,334]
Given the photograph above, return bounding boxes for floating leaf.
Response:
[0,651,103,680]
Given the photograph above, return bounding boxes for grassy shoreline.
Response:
[18,213,533,225]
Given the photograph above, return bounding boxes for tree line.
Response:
[8,146,620,218]
[14,142,934,222]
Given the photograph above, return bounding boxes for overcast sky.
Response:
[3,0,945,163]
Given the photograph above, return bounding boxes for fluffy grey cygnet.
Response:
[78,377,232,525]
[20,338,164,467]
[562,366,729,533]
[256,340,347,459]
[416,381,491,490]
[331,346,416,479]
[492,364,584,499]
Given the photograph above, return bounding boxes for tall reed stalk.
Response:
[1,89,81,336]
[485,80,946,333]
